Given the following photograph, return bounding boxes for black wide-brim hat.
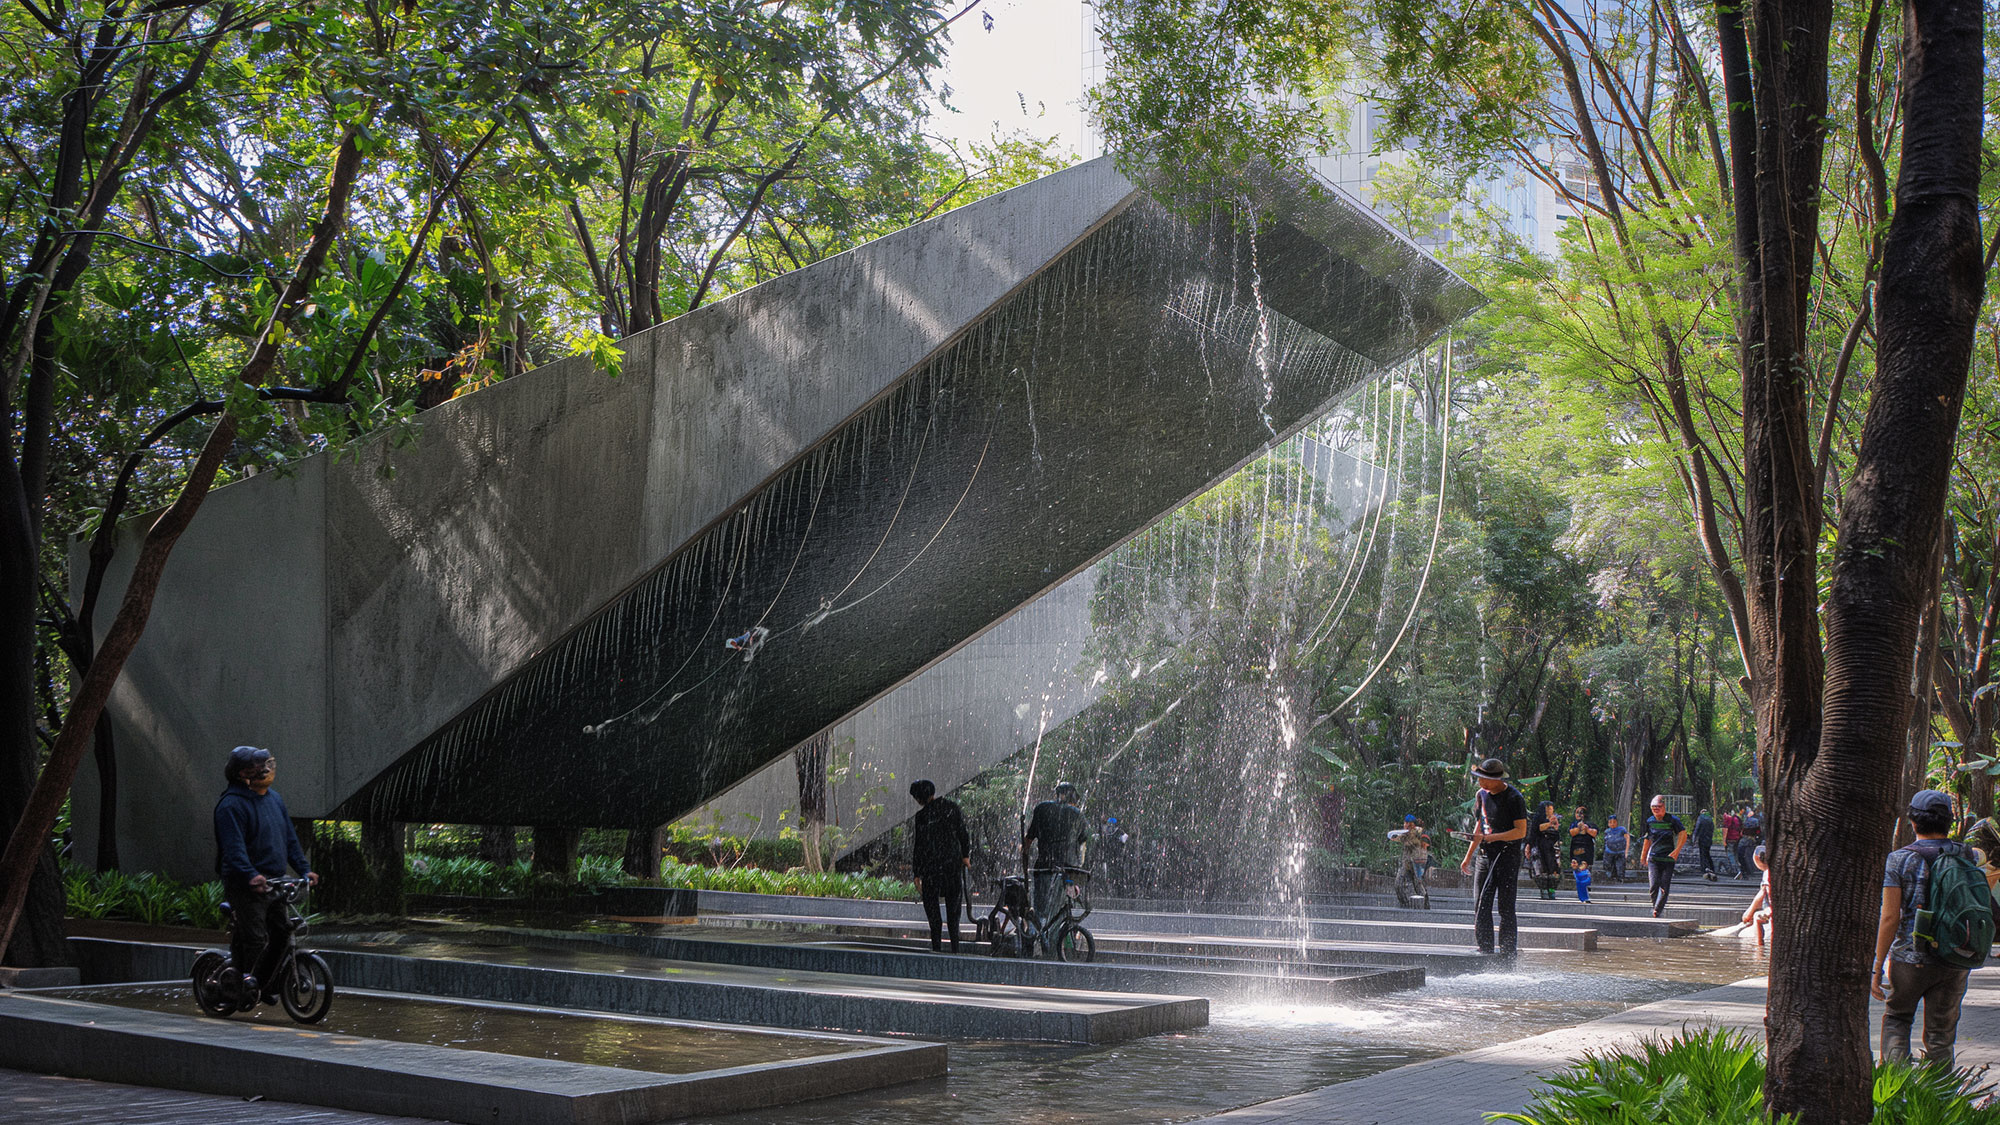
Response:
[1471,758,1508,780]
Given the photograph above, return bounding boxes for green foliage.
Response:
[61,864,226,930]
[1489,1029,2000,1125]
[400,849,913,900]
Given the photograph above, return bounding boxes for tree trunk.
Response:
[476,825,517,867]
[1766,0,1983,1119]
[795,732,829,874]
[622,825,662,880]
[0,457,66,967]
[531,826,580,883]
[91,723,118,872]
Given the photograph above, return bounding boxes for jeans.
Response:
[919,867,964,950]
[1882,959,1971,1068]
[1648,860,1676,915]
[1031,869,1063,931]
[1606,852,1626,882]
[223,876,288,990]
[1473,845,1521,953]
[1698,841,1714,874]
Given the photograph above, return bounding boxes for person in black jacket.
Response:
[909,779,972,951]
[213,746,317,1004]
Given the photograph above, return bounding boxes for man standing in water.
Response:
[1459,758,1527,956]
[909,779,972,952]
[1023,781,1090,926]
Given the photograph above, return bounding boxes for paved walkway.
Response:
[1202,968,2000,1124]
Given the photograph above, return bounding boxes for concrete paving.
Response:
[70,936,1205,1045]
[0,989,943,1124]
[1201,969,2000,1124]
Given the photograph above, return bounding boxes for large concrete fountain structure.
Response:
[75,156,1479,882]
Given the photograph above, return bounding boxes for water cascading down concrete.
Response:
[75,156,1481,880]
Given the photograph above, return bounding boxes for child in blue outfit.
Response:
[1573,857,1592,902]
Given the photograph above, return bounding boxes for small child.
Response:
[1572,857,1592,903]
[1741,844,1772,946]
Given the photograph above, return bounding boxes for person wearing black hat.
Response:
[1873,789,1979,1067]
[213,746,317,1006]
[909,779,972,952]
[1459,758,1528,955]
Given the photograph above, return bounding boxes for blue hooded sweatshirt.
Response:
[214,782,309,880]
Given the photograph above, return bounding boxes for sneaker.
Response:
[237,974,260,1012]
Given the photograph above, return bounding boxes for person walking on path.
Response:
[1601,815,1629,883]
[1873,789,1981,1068]
[1529,800,1563,900]
[909,779,972,952]
[1023,781,1090,925]
[1695,809,1716,881]
[1722,808,1742,875]
[1460,758,1528,955]
[1736,807,1763,880]
[1639,796,1688,917]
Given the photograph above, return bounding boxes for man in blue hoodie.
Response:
[214,746,317,1004]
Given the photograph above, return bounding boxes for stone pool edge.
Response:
[0,989,945,1125]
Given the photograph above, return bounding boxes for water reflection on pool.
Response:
[690,936,1772,1125]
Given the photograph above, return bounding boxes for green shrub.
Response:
[1489,1028,2000,1125]
[61,863,226,929]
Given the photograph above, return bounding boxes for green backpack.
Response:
[1913,841,1995,970]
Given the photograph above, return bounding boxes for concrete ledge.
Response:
[0,990,943,1124]
[69,937,1205,1045]
[0,965,80,988]
[410,886,700,918]
[498,927,1423,1002]
[702,905,1601,951]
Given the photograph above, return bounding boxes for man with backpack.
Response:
[1872,789,1993,1069]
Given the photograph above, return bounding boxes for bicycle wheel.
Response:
[190,951,235,1018]
[1054,924,1095,963]
[279,952,335,1024]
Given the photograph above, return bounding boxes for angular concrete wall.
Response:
[76,156,1479,881]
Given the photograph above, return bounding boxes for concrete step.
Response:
[0,989,946,1123]
[699,906,1599,951]
[66,936,1205,1045]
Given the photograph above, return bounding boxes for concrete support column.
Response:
[531,826,580,882]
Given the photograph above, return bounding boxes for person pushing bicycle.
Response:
[214,746,317,1006]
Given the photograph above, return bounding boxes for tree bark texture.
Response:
[623,825,663,880]
[531,826,580,882]
[795,731,829,873]
[1765,0,1984,1119]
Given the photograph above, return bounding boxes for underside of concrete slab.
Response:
[76,156,1479,881]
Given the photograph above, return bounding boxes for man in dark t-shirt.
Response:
[1458,758,1528,955]
[1639,796,1689,917]
[1568,807,1597,866]
[1023,781,1090,923]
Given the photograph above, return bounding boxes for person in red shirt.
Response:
[1722,808,1742,875]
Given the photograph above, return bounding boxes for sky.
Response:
[927,0,1090,159]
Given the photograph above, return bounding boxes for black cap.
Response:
[1470,758,1508,780]
[226,745,272,783]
